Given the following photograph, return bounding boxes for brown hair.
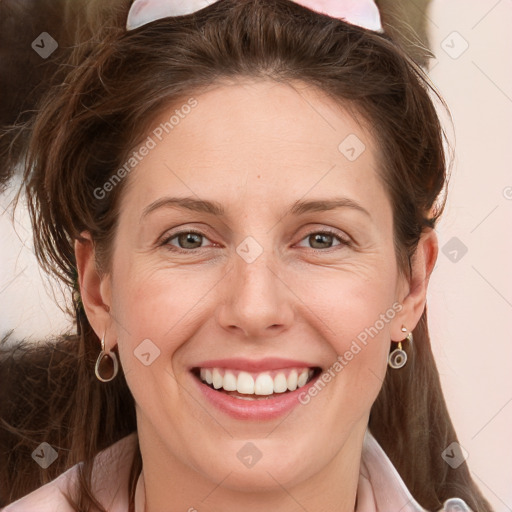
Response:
[1,0,492,510]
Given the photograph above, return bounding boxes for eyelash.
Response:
[159,228,352,254]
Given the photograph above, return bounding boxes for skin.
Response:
[76,79,438,512]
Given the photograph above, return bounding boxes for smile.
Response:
[189,358,323,419]
[194,367,320,398]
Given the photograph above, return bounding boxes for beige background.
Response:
[0,1,510,510]
[426,1,512,510]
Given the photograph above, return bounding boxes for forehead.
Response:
[121,79,389,222]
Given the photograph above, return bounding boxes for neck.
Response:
[137,419,366,512]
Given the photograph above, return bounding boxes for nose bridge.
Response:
[218,232,293,336]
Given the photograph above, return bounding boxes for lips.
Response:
[192,357,320,373]
[190,360,323,420]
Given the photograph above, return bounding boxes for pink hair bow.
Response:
[126,0,383,32]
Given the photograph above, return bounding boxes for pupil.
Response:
[312,233,331,248]
[181,233,201,248]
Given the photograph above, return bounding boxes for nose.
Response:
[216,240,294,339]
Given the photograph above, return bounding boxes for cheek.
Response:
[305,268,398,398]
[108,265,200,420]
[297,261,398,348]
[110,259,211,338]
[329,286,397,361]
[108,259,227,383]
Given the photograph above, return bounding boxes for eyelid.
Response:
[295,227,352,249]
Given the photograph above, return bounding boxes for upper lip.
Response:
[190,358,320,372]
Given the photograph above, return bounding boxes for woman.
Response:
[0,0,492,510]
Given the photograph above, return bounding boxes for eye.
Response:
[160,230,212,252]
[296,229,351,251]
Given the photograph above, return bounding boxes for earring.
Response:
[94,332,119,382]
[388,325,413,369]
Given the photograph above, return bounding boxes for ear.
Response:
[74,231,112,344]
[391,228,438,341]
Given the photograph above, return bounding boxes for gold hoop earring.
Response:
[388,325,413,370]
[95,332,119,382]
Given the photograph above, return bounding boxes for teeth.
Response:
[287,370,298,391]
[297,369,309,388]
[212,368,223,389]
[233,395,268,400]
[254,374,274,395]
[237,372,254,394]
[273,373,288,393]
[200,368,213,385]
[223,371,237,391]
[197,367,316,395]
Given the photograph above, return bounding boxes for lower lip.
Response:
[192,372,320,421]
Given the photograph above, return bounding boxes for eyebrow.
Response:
[140,196,371,221]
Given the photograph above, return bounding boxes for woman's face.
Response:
[79,79,436,496]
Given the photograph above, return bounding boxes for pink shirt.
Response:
[1,430,472,512]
